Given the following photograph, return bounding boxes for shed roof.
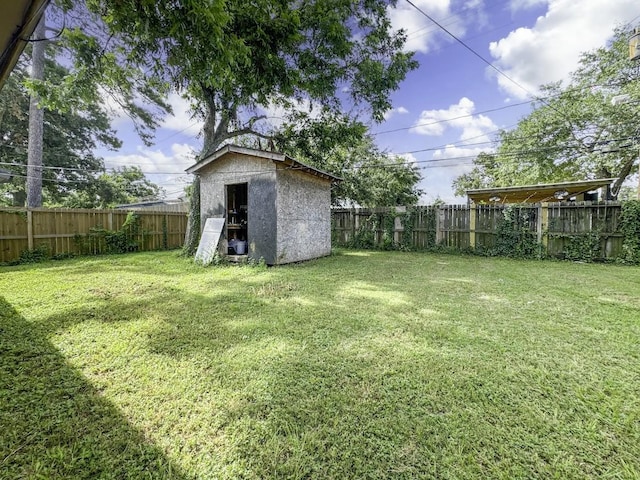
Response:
[186,145,341,182]
[466,178,615,204]
[0,0,49,91]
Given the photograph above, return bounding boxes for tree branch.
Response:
[611,155,637,197]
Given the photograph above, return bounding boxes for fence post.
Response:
[108,211,114,231]
[395,206,406,245]
[538,203,549,256]
[469,204,476,250]
[27,209,34,250]
[436,206,444,245]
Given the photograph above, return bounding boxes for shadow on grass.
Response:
[11,253,638,478]
[0,296,191,480]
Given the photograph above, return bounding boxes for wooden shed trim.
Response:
[186,144,341,182]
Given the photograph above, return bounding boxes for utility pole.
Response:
[26,13,46,208]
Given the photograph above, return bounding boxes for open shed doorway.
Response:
[226,183,248,256]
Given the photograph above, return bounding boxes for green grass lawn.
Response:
[1,250,639,479]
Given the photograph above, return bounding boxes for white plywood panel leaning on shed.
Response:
[195,217,225,265]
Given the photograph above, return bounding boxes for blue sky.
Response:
[100,0,640,203]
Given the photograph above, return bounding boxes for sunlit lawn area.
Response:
[1,250,639,479]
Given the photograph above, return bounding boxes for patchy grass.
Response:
[1,250,639,479]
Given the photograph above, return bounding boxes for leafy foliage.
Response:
[620,200,640,264]
[0,50,163,208]
[480,206,540,259]
[61,167,164,209]
[79,0,417,155]
[454,27,640,198]
[17,244,50,264]
[0,58,117,206]
[561,232,602,262]
[26,3,172,145]
[74,212,142,255]
[182,175,201,256]
[276,115,422,206]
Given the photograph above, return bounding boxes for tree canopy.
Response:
[62,166,164,209]
[1,56,114,206]
[274,113,422,206]
[0,56,162,208]
[39,1,419,251]
[453,27,640,199]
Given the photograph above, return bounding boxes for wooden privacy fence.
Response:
[332,202,627,260]
[0,207,187,263]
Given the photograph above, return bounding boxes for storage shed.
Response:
[186,145,340,265]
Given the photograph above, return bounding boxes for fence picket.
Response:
[0,207,187,263]
[332,202,627,260]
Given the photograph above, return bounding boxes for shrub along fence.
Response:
[0,206,187,263]
[332,201,640,263]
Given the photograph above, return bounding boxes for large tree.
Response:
[453,27,640,199]
[0,57,163,208]
[0,57,117,206]
[274,113,422,206]
[71,0,418,252]
[15,2,172,208]
[61,166,164,209]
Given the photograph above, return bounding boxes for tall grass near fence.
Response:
[332,201,640,263]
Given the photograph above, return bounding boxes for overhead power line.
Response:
[403,0,535,99]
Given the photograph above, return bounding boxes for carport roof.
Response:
[466,178,616,204]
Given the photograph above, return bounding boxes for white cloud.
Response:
[161,93,203,136]
[105,143,194,174]
[432,143,494,160]
[508,0,548,12]
[389,151,418,166]
[409,97,498,140]
[490,0,636,98]
[383,106,410,120]
[388,0,466,53]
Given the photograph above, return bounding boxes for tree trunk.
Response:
[26,15,46,208]
[611,155,637,199]
[182,175,201,256]
[183,87,228,255]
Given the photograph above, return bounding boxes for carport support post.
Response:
[469,203,476,250]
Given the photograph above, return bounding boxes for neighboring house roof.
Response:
[186,144,342,182]
[0,0,50,91]
[115,200,189,212]
[466,178,616,204]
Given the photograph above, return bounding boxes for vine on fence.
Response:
[491,206,539,259]
[348,214,376,249]
[381,212,396,250]
[75,212,143,255]
[333,203,640,264]
[561,231,602,262]
[400,207,417,250]
[619,200,640,264]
